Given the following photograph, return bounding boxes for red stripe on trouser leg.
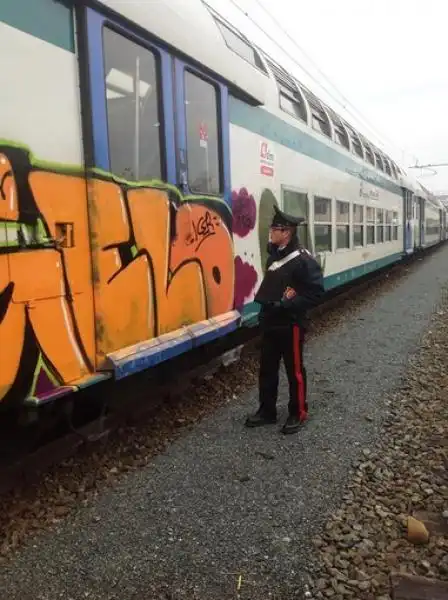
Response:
[292,325,307,422]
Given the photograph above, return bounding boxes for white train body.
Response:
[229,107,404,305]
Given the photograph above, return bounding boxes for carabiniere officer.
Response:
[245,206,325,434]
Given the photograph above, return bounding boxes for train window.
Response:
[311,113,330,137]
[266,59,307,122]
[405,192,413,219]
[346,125,364,158]
[184,71,221,195]
[392,211,399,240]
[376,208,384,242]
[314,226,332,252]
[426,215,439,236]
[314,197,332,221]
[302,89,331,137]
[385,210,393,241]
[214,18,267,73]
[283,189,309,248]
[328,110,349,149]
[374,151,384,172]
[336,200,350,249]
[314,196,332,252]
[279,88,307,122]
[103,28,163,181]
[367,207,375,244]
[333,124,350,149]
[352,137,364,158]
[392,162,401,179]
[353,204,364,247]
[364,143,375,166]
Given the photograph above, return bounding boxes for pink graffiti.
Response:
[232,187,256,238]
[234,256,258,310]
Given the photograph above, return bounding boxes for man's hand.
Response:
[283,286,297,300]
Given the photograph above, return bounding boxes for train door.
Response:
[173,59,231,203]
[403,188,414,253]
[281,187,310,250]
[81,8,235,375]
[414,197,421,248]
[419,198,425,247]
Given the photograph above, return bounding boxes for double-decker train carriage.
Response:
[0,0,446,414]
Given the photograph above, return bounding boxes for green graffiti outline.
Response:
[0,138,232,218]
[0,219,53,249]
[28,352,62,398]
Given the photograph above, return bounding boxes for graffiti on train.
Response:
[0,143,234,404]
[232,187,256,238]
[234,255,258,310]
[232,187,258,309]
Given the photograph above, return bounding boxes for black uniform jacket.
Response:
[254,238,325,330]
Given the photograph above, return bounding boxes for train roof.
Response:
[96,0,435,197]
[95,0,267,106]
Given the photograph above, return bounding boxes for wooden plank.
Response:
[390,573,448,600]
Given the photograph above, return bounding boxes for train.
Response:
[1,0,446,415]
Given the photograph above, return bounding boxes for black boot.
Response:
[281,414,305,434]
[245,409,277,428]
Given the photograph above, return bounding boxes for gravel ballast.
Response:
[1,245,448,600]
[308,285,448,599]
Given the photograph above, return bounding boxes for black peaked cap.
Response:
[271,205,305,227]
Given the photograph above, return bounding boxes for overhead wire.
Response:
[226,0,420,165]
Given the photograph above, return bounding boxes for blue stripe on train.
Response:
[105,311,241,379]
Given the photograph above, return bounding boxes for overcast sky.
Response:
[206,0,448,193]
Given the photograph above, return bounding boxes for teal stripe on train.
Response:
[229,96,402,197]
[323,251,403,289]
[240,251,404,326]
[0,0,74,52]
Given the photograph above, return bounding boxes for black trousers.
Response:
[258,325,308,421]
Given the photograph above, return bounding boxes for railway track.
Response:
[0,246,439,499]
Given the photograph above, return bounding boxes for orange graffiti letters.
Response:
[0,145,234,405]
